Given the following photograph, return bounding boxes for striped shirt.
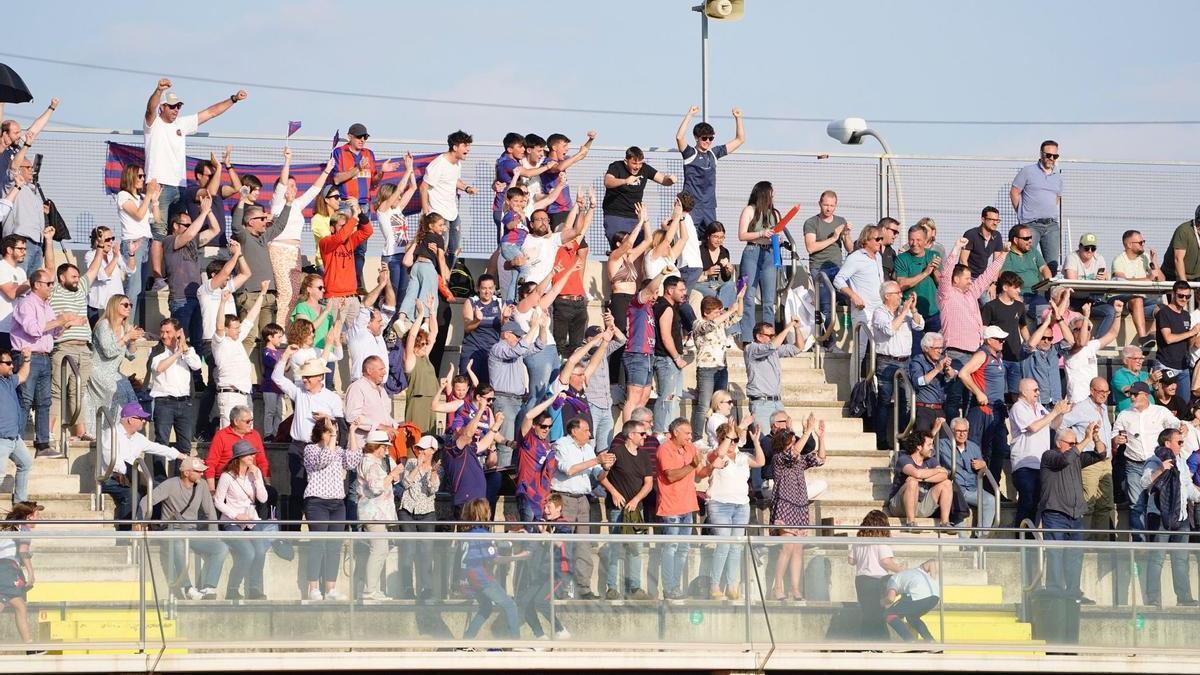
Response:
[626,295,656,354]
[50,276,90,343]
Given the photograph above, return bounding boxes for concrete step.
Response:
[817,432,877,452]
[35,547,130,566]
[36,566,140,582]
[5,455,74,476]
[810,477,892,502]
[23,473,87,495]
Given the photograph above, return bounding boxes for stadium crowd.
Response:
[1,80,1200,648]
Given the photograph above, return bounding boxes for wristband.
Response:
[230,94,238,104]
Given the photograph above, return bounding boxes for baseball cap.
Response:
[120,402,151,420]
[501,321,527,338]
[415,435,440,451]
[981,325,1009,341]
[1079,233,1098,247]
[162,91,184,106]
[1128,381,1152,396]
[348,123,369,138]
[180,456,208,473]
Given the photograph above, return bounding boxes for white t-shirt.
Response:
[849,543,896,578]
[347,308,388,382]
[521,232,563,285]
[423,154,461,221]
[514,305,554,346]
[270,180,324,242]
[1009,399,1051,472]
[1064,251,1107,280]
[143,113,200,187]
[198,277,240,341]
[116,191,152,240]
[376,206,410,258]
[1190,310,1200,366]
[0,260,27,332]
[706,451,751,505]
[212,319,255,393]
[519,157,544,209]
[1113,251,1152,280]
[679,213,703,269]
[705,411,730,448]
[1064,338,1102,403]
[84,249,129,310]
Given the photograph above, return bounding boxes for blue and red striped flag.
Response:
[287,121,302,137]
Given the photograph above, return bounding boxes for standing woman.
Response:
[701,422,767,600]
[115,164,159,325]
[848,509,905,640]
[606,206,654,380]
[768,414,825,601]
[271,150,335,328]
[213,441,276,600]
[404,297,463,435]
[84,226,136,328]
[397,435,441,600]
[396,213,451,333]
[357,430,403,601]
[459,274,505,385]
[642,200,686,283]
[302,417,366,601]
[81,295,144,440]
[290,274,336,351]
[374,152,418,304]
[737,181,781,340]
[309,185,341,272]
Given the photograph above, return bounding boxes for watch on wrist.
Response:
[230,94,238,104]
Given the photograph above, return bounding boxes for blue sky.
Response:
[4,0,1200,160]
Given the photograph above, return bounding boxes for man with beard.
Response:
[49,253,103,439]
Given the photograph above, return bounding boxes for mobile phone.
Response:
[602,301,612,313]
[1097,268,1106,276]
[736,275,748,295]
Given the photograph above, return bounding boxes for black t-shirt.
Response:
[1156,305,1192,369]
[604,443,652,510]
[653,298,684,358]
[602,160,657,219]
[981,298,1028,362]
[882,245,897,281]
[963,225,1003,277]
[414,231,445,264]
[1161,393,1189,419]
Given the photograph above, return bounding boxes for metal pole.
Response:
[701,11,709,123]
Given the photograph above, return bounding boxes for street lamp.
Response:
[826,117,907,227]
[691,0,745,123]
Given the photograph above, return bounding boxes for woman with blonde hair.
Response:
[374,152,418,302]
[290,273,336,349]
[915,217,944,260]
[271,148,335,328]
[115,163,159,324]
[309,185,341,271]
[80,294,143,439]
[849,509,904,639]
[700,422,766,600]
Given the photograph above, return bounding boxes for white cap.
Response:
[981,325,1009,341]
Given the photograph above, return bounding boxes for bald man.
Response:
[1039,425,1106,602]
[1008,378,1071,528]
[1060,376,1114,538]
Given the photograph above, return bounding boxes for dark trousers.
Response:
[397,510,436,598]
[812,261,840,344]
[1012,467,1041,527]
[13,352,51,447]
[856,574,891,639]
[196,339,218,439]
[285,441,307,530]
[874,359,908,450]
[943,349,972,420]
[101,476,132,530]
[552,297,589,358]
[1145,515,1195,605]
[152,397,193,476]
[303,497,346,584]
[966,401,1009,492]
[1041,509,1084,597]
[887,595,939,641]
[914,405,943,434]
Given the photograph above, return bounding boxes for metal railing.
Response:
[92,406,119,511]
[57,354,81,457]
[849,321,875,394]
[890,369,916,461]
[814,271,839,347]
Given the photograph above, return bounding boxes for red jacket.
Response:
[319,215,373,297]
[204,426,270,483]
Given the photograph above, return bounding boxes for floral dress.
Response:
[82,320,135,436]
[770,446,824,529]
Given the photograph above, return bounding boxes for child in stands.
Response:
[514,493,573,639]
[0,501,42,654]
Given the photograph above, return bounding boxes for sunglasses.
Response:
[120,302,132,308]
[1177,293,1193,300]
[537,423,552,430]
[698,135,715,141]
[0,360,12,366]
[1043,152,1060,159]
[314,286,325,291]
[1082,246,1097,252]
[1015,235,1034,241]
[100,237,114,243]
[136,174,145,179]
[872,236,884,242]
[352,134,369,140]
[165,103,183,110]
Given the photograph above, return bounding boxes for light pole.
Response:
[692,0,745,123]
[826,118,907,227]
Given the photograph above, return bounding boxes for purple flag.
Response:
[287,121,302,137]
[332,129,341,149]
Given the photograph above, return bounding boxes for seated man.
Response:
[884,561,941,642]
[1062,233,1117,339]
[1110,229,1164,350]
[886,430,953,529]
[936,417,996,532]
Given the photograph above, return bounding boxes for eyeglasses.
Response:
[314,286,325,291]
[888,228,900,235]
[248,215,268,221]
[165,103,183,110]
[119,302,132,308]
[1043,152,1060,160]
[718,399,733,405]
[872,236,884,242]
[1129,240,1146,245]
[33,280,51,287]
[1082,246,1097,252]
[698,135,715,141]
[759,332,776,338]
[1059,439,1078,447]
[537,423,552,430]
[1040,334,1053,341]
[1015,235,1034,241]
[885,290,901,295]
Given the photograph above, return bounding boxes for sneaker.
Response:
[627,588,650,601]
[225,591,243,601]
[710,589,725,600]
[605,588,622,601]
[726,589,742,601]
[324,589,348,601]
[361,591,389,602]
[575,590,599,601]
[183,586,204,601]
[1179,598,1199,607]
[391,314,412,334]
[554,628,572,640]
[664,590,686,603]
[36,447,65,459]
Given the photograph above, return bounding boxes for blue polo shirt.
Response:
[1012,162,1062,223]
[0,375,19,438]
[680,143,728,226]
[1020,342,1067,405]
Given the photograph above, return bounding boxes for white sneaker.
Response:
[554,628,572,640]
[361,591,389,602]
[323,589,347,601]
[391,314,412,334]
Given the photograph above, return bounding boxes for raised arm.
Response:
[553,131,596,173]
[675,106,699,152]
[519,392,558,438]
[725,107,746,153]
[144,79,170,127]
[197,90,247,125]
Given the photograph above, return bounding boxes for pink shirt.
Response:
[11,293,61,353]
[936,245,1006,353]
[344,377,395,439]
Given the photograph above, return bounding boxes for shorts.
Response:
[623,352,653,387]
[888,484,938,518]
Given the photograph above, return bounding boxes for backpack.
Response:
[847,379,876,419]
[448,259,475,299]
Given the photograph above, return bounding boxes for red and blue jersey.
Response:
[515,431,556,519]
[332,144,377,206]
[626,295,657,355]
[493,153,521,213]
[540,160,572,215]
[500,211,528,249]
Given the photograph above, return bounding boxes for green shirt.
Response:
[290,302,334,349]
[1111,368,1153,412]
[893,249,939,317]
[1162,220,1200,281]
[1001,248,1047,290]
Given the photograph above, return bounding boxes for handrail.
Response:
[1019,518,1046,593]
[815,271,838,345]
[131,456,152,652]
[58,355,81,457]
[93,406,119,511]
[849,321,875,393]
[978,469,1002,528]
[891,369,916,458]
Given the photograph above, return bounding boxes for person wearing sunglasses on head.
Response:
[1010,140,1063,276]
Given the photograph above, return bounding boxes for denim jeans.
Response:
[873,360,907,451]
[1025,218,1061,276]
[168,296,204,350]
[1012,467,1041,527]
[692,366,729,440]
[812,261,840,341]
[590,402,615,450]
[163,536,229,591]
[354,238,367,291]
[303,497,345,584]
[223,522,277,596]
[1125,459,1149,539]
[887,595,939,641]
[738,244,777,339]
[706,501,750,589]
[659,513,694,596]
[385,252,409,306]
[398,259,438,320]
[1040,509,1083,597]
[943,349,971,420]
[694,277,737,311]
[122,237,149,326]
[397,510,436,598]
[19,237,42,280]
[13,352,51,446]
[0,437,32,502]
[464,577,519,639]
[1145,517,1195,604]
[605,508,644,593]
[959,486,998,531]
[652,355,683,433]
[522,348,559,402]
[154,185,182,239]
[749,399,785,432]
[492,394,522,446]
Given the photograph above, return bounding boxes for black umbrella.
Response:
[0,63,32,104]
